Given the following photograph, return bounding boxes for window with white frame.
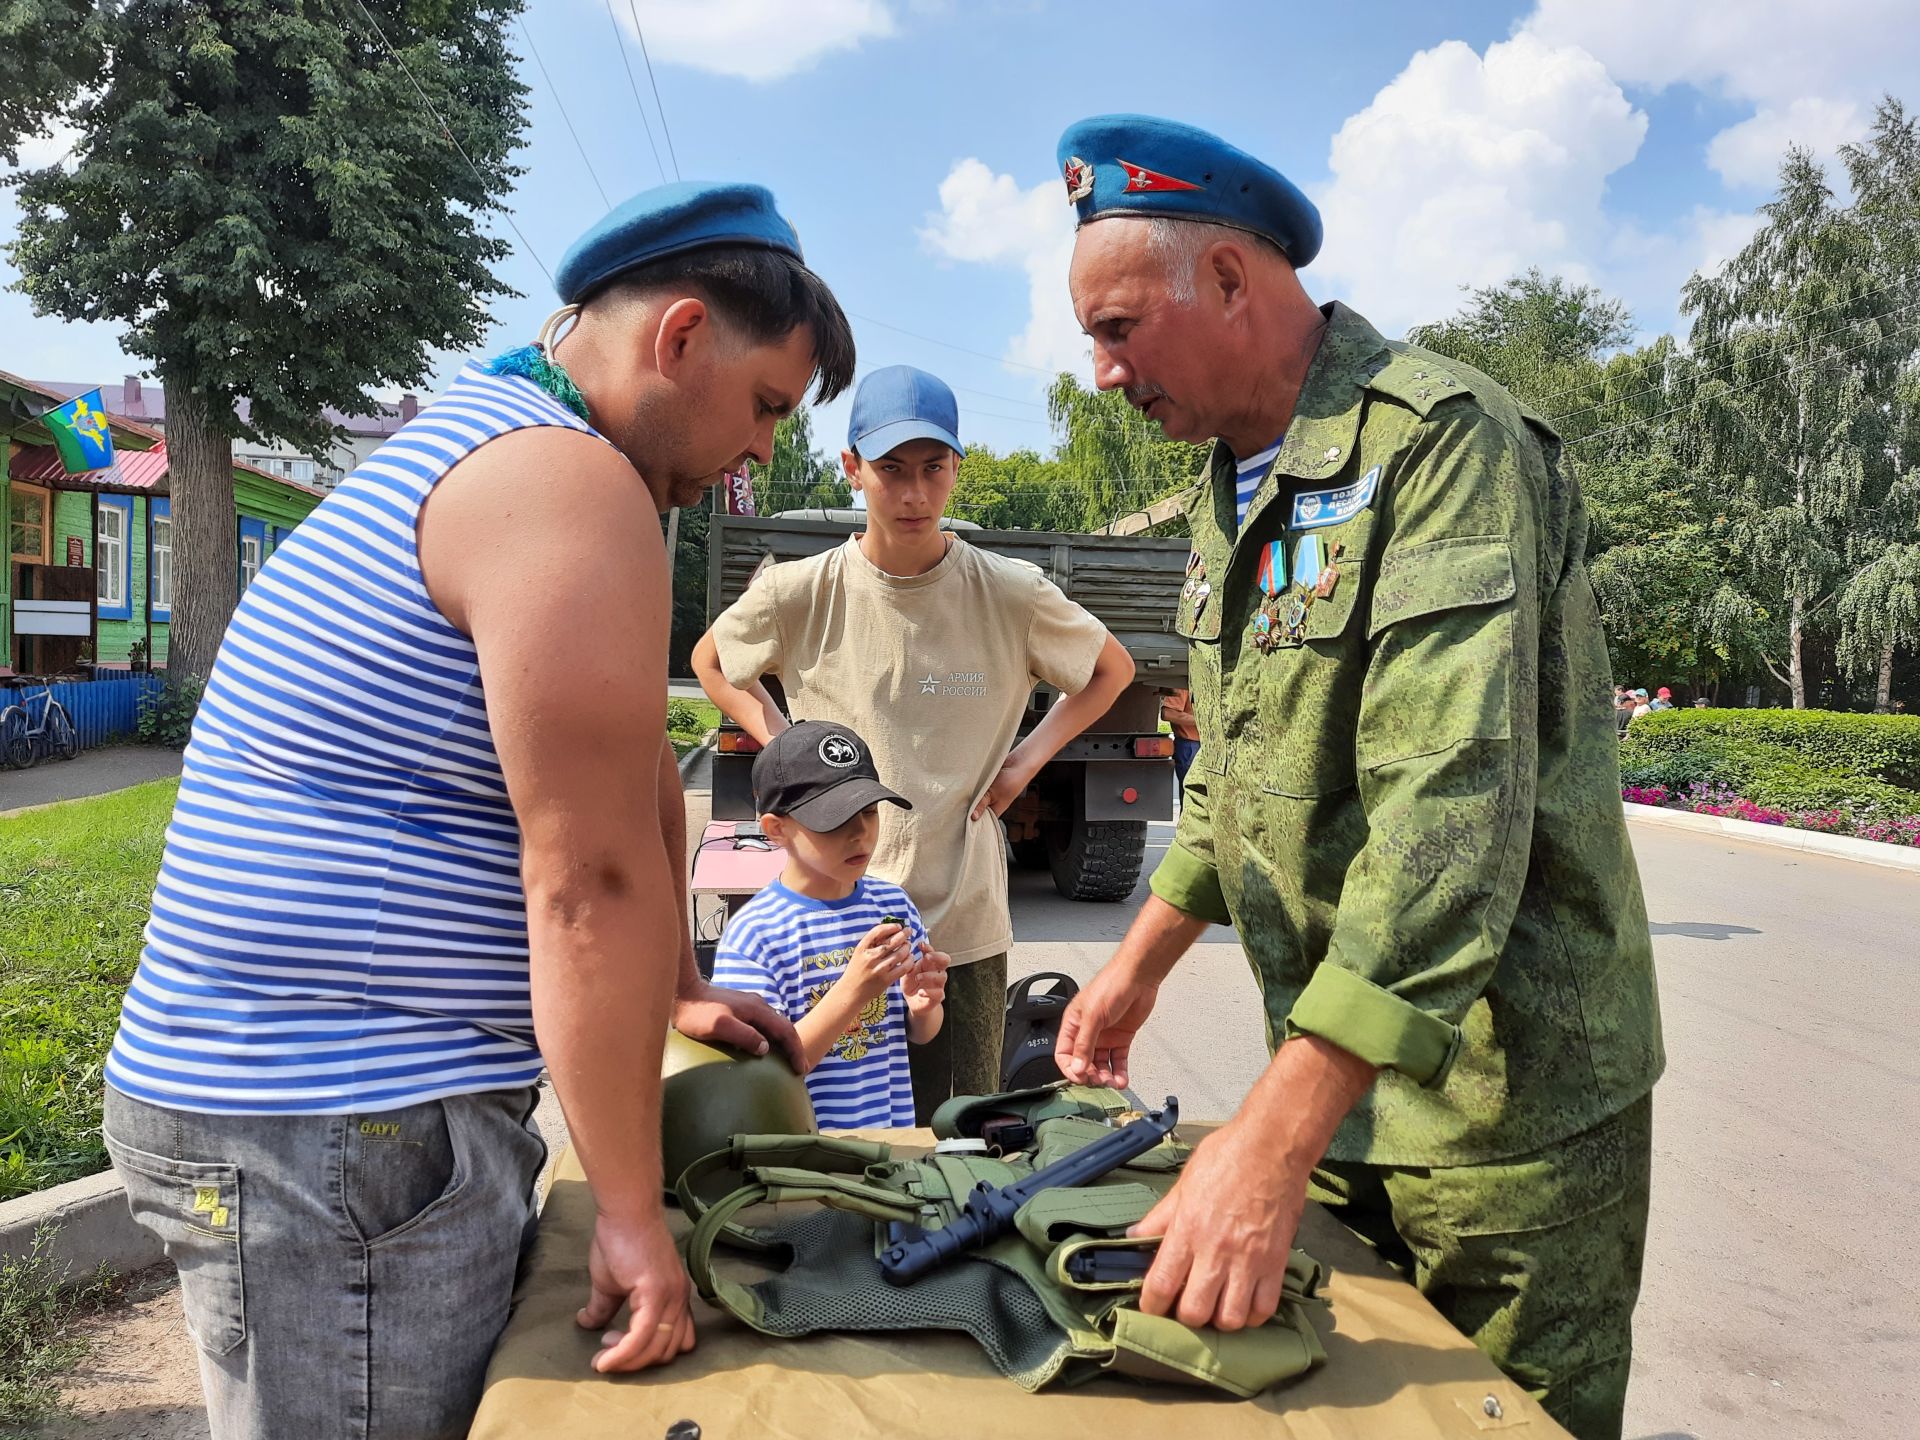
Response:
[152,511,173,610]
[240,534,262,590]
[97,503,127,609]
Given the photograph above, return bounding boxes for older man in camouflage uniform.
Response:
[1051,116,1664,1440]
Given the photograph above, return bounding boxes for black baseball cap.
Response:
[751,721,912,831]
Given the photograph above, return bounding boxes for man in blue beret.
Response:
[1051,117,1662,1439]
[100,181,853,1437]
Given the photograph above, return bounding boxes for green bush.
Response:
[1619,709,1920,824]
[136,675,205,749]
[1623,707,1920,789]
[665,698,705,736]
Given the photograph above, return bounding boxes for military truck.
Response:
[704,512,1189,901]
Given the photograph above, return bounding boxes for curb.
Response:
[676,730,717,783]
[0,1167,163,1279]
[1624,802,1920,875]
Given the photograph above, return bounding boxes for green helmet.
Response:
[661,1031,815,1201]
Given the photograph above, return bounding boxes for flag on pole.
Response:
[41,389,116,473]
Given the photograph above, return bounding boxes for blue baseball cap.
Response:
[847,365,961,459]
[1056,114,1322,268]
[555,181,803,304]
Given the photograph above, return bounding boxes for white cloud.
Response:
[1522,0,1920,182]
[919,158,1087,376]
[1311,33,1647,335]
[1705,97,1867,188]
[618,0,897,83]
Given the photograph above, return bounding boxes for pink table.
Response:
[690,820,787,899]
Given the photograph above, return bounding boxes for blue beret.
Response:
[555,181,803,304]
[1056,115,1322,268]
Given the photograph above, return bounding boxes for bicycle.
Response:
[0,677,79,769]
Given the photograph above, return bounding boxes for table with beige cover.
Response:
[469,1133,1570,1440]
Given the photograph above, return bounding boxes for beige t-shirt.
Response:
[712,536,1108,964]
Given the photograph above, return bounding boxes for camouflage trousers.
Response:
[1309,1094,1653,1440]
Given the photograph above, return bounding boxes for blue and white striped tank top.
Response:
[105,365,601,1114]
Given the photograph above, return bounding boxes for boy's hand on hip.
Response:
[972,752,1031,820]
[578,1208,697,1373]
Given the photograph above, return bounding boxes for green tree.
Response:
[950,444,1063,530]
[1045,373,1207,533]
[1681,124,1913,708]
[1409,268,1633,445]
[749,407,849,516]
[1831,101,1920,708]
[3,0,528,681]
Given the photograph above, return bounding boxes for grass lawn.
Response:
[0,779,176,1201]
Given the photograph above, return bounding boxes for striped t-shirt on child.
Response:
[712,876,925,1128]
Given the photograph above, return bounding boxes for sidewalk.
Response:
[0,746,183,817]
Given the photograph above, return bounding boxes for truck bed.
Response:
[706,515,1190,689]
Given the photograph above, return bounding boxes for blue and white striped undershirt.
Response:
[105,365,604,1115]
[1234,437,1285,527]
[712,877,923,1129]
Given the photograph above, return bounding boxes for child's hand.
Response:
[903,942,949,1015]
[843,920,915,1001]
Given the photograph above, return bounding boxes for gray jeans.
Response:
[103,1084,548,1440]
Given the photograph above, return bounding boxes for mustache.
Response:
[1124,384,1169,409]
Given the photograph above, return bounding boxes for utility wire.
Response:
[1563,316,1920,455]
[604,0,667,184]
[1525,275,1917,411]
[518,17,611,210]
[628,0,681,180]
[1545,296,1920,430]
[344,0,553,284]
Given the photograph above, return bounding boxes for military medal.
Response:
[1284,589,1311,644]
[1253,541,1286,652]
[1293,534,1323,594]
[1316,540,1343,601]
[1182,550,1210,620]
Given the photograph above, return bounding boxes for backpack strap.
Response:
[674,1134,895,1253]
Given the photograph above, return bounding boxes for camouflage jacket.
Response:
[1155,302,1664,1166]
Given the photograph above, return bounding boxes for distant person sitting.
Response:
[712,722,949,1128]
[1692,698,1710,708]
[1648,687,1675,712]
[1631,688,1653,719]
[1615,687,1636,737]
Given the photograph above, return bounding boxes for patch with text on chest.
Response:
[1291,465,1380,530]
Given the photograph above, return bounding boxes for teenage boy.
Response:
[711,722,948,1126]
[693,365,1134,1117]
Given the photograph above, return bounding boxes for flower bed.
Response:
[1622,780,1920,847]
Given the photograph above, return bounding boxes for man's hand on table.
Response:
[674,977,807,1073]
[578,1208,697,1372]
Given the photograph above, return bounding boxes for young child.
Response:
[712,720,948,1128]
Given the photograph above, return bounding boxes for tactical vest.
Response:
[676,1083,1328,1397]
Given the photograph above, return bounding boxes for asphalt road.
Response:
[685,776,1920,1439]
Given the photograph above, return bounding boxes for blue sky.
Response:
[5,0,1916,458]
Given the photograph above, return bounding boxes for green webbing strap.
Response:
[674,1134,895,1250]
[685,1171,924,1332]
[1017,1185,1161,1252]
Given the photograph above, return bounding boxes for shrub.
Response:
[136,676,205,749]
[1623,707,1920,789]
[665,698,705,736]
[1619,709,1920,827]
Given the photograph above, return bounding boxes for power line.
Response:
[628,0,680,180]
[1526,275,1917,411]
[343,0,553,284]
[848,310,1071,377]
[604,0,667,184]
[1564,315,1920,455]
[1549,296,1920,432]
[518,17,610,210]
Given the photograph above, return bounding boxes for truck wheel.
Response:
[1010,837,1050,871]
[1045,818,1147,903]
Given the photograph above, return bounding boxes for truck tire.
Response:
[1045,817,1147,903]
